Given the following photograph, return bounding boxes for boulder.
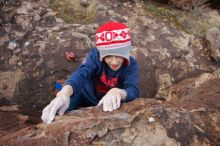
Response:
[0,105,29,137]
[0,78,220,145]
[153,0,209,9]
[206,27,220,62]
[0,2,220,145]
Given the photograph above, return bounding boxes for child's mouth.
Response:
[110,65,119,70]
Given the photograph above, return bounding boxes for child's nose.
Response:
[111,57,118,65]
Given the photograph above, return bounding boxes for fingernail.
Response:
[49,117,54,122]
[46,120,51,124]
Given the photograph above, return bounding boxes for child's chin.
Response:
[112,68,119,71]
[109,64,122,71]
[110,67,120,71]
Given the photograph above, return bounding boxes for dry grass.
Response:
[143,0,220,38]
[49,0,97,24]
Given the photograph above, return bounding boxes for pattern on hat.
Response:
[96,21,131,63]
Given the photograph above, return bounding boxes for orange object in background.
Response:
[66,51,75,61]
[54,79,64,94]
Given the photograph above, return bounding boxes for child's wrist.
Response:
[59,85,73,97]
[110,88,127,100]
[119,89,127,100]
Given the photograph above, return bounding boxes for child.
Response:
[41,21,139,124]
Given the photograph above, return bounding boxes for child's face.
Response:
[104,55,125,71]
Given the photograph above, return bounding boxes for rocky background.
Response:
[0,0,220,145]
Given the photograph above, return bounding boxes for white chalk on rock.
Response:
[8,41,17,50]
[148,117,155,122]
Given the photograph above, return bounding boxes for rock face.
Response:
[169,0,209,9]
[1,77,220,146]
[1,0,219,114]
[206,27,220,62]
[154,0,209,9]
[0,70,24,99]
[0,105,29,137]
[0,0,220,145]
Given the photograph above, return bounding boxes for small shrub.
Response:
[143,0,220,38]
[49,0,97,24]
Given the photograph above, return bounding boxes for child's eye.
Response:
[106,55,113,58]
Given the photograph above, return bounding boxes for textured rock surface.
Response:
[0,70,24,98]
[1,0,219,115]
[169,0,209,9]
[170,69,220,102]
[1,77,220,146]
[154,0,209,9]
[206,27,220,62]
[0,0,220,145]
[0,105,29,137]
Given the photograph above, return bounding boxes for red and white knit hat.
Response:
[96,21,131,63]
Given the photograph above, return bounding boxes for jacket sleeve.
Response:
[123,57,139,102]
[65,48,100,95]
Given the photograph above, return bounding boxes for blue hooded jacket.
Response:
[65,48,139,105]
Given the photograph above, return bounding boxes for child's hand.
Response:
[97,88,127,112]
[41,85,73,124]
[41,94,70,124]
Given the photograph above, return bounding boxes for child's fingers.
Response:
[58,97,70,115]
[106,96,113,112]
[97,98,104,106]
[41,104,52,123]
[103,98,108,111]
[112,96,117,110]
[116,95,121,108]
[48,101,61,123]
[58,104,67,115]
